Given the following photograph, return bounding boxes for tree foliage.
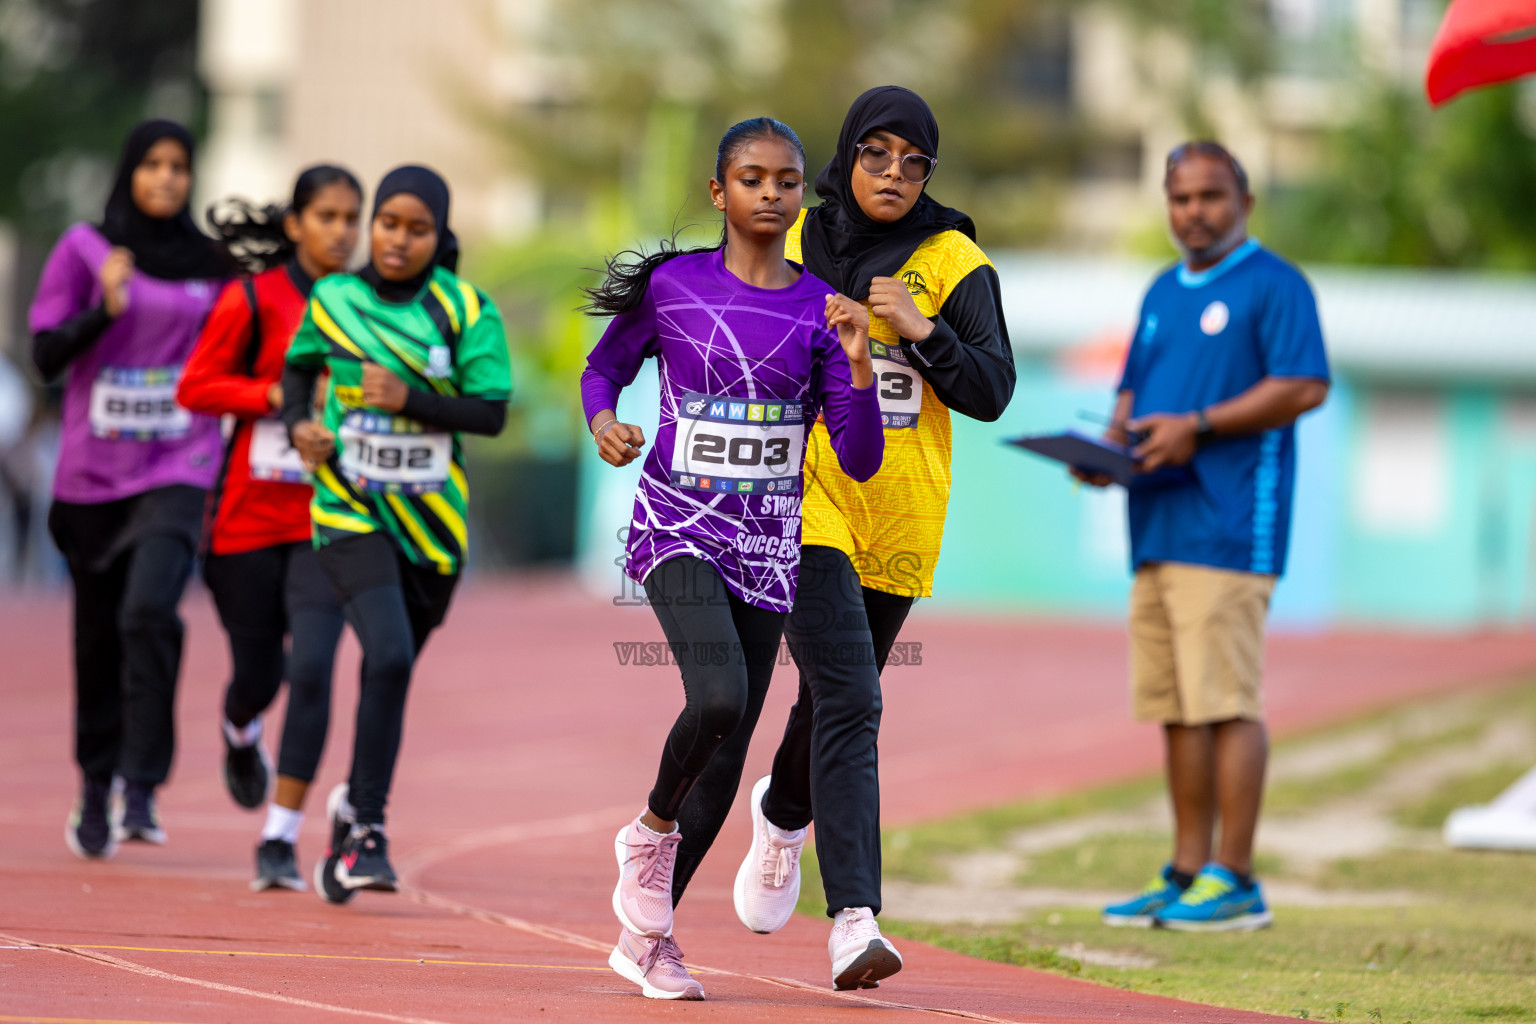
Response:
[1260,83,1536,271]
[0,0,202,241]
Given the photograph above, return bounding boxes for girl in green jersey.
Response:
[281,165,512,902]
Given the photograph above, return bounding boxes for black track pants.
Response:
[66,533,196,787]
[203,542,344,783]
[640,557,785,904]
[318,532,457,826]
[761,545,913,917]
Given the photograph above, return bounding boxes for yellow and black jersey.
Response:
[787,208,1014,597]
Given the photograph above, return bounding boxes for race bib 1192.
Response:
[337,412,451,493]
[669,392,804,496]
[89,366,191,440]
[248,419,310,484]
[871,342,922,429]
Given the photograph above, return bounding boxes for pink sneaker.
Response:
[829,907,902,990]
[733,775,807,933]
[608,929,705,1000]
[613,816,680,937]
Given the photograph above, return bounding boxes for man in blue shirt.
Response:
[1079,141,1329,930]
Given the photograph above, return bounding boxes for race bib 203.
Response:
[669,392,804,496]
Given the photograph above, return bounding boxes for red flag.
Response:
[1425,0,1536,105]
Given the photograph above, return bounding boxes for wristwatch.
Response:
[1193,408,1216,448]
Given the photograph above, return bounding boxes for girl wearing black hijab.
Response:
[718,86,1015,989]
[29,119,230,859]
[281,165,512,902]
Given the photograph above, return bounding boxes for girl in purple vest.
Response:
[29,120,230,859]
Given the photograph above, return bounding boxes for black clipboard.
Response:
[1005,429,1141,486]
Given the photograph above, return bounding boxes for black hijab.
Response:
[801,86,975,300]
[99,119,229,281]
[360,164,460,302]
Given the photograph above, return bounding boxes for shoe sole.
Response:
[607,945,705,1000]
[1157,910,1273,932]
[1102,912,1156,928]
[251,874,307,893]
[833,939,903,990]
[733,775,799,935]
[314,854,356,904]
[315,784,357,905]
[115,826,168,845]
[613,825,671,938]
[336,872,397,892]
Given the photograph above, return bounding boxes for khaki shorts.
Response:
[1129,561,1275,725]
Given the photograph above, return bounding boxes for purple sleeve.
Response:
[814,329,884,483]
[28,226,96,333]
[581,286,659,425]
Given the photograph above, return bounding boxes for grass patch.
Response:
[847,678,1536,1024]
[884,905,1536,1023]
[881,776,1164,883]
[1015,831,1284,890]
[1319,846,1536,904]
[1265,721,1488,817]
[1393,761,1532,830]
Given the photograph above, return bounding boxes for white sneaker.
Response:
[733,775,807,934]
[1445,805,1536,850]
[828,907,902,990]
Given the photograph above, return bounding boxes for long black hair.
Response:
[582,117,805,317]
[208,164,362,274]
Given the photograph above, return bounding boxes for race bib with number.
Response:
[870,342,922,429]
[669,392,804,496]
[89,366,192,440]
[248,419,310,484]
[337,412,451,493]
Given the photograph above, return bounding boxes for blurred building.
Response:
[1065,0,1445,249]
[198,0,545,239]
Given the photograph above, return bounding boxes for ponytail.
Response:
[582,116,806,317]
[208,164,362,274]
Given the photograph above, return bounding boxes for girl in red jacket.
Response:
[178,165,362,891]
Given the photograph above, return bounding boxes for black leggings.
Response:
[64,533,196,787]
[318,532,457,826]
[641,557,784,904]
[203,542,345,783]
[762,545,914,916]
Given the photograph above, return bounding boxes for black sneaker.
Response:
[116,781,166,844]
[314,783,356,904]
[252,838,306,892]
[336,824,396,892]
[65,778,117,860]
[223,723,271,810]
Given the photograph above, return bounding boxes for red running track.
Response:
[3,576,1534,1024]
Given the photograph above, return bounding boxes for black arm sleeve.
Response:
[32,304,112,381]
[400,390,508,437]
[281,363,322,438]
[902,265,1016,423]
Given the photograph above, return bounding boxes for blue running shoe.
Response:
[1155,863,1272,931]
[1102,864,1186,927]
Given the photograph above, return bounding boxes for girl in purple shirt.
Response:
[29,120,229,860]
[582,117,883,999]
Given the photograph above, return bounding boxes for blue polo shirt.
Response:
[1117,239,1329,576]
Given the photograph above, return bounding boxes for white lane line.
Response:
[0,930,457,1024]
